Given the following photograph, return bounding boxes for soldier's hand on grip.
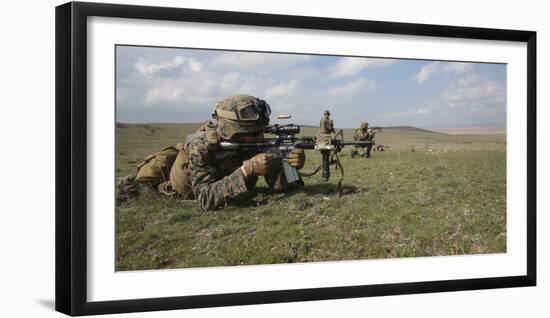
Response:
[287,148,305,170]
[242,153,281,177]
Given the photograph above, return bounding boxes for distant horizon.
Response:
[116,121,506,131]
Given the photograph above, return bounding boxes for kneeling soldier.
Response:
[350,121,375,158]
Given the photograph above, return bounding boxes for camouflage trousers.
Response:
[350,145,372,158]
[116,174,190,205]
[116,174,153,203]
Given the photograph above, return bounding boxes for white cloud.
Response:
[265,79,299,99]
[187,58,202,72]
[141,69,238,106]
[134,56,202,77]
[135,52,314,108]
[328,78,373,96]
[415,61,473,83]
[378,73,505,126]
[125,50,387,120]
[441,74,505,110]
[417,108,432,115]
[210,52,311,71]
[142,75,237,106]
[144,85,185,105]
[141,70,301,109]
[331,57,395,78]
[144,81,225,106]
[380,106,434,120]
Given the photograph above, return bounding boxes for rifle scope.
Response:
[264,124,300,135]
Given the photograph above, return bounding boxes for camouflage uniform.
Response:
[176,121,294,211]
[117,95,303,210]
[350,122,375,158]
[319,110,335,134]
[116,174,158,203]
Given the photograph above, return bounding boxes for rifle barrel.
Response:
[219,141,275,150]
[340,141,375,146]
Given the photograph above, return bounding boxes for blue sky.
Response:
[116,45,506,128]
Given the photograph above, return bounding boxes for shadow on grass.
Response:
[239,183,360,208]
[118,181,360,210]
[301,183,359,196]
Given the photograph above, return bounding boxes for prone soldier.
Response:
[118,95,306,211]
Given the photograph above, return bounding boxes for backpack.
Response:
[169,147,194,199]
[135,146,179,185]
[168,123,219,199]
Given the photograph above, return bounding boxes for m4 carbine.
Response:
[219,124,374,194]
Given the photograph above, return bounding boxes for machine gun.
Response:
[219,123,374,194]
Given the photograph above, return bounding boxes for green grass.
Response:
[116,123,506,271]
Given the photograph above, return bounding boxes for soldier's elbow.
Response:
[198,195,219,211]
[196,188,219,211]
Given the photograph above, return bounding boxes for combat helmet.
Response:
[212,95,271,139]
[360,121,369,129]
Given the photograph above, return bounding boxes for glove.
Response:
[242,153,281,177]
[287,148,305,170]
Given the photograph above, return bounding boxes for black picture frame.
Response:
[55,1,537,316]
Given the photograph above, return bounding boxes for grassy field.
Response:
[115,123,506,271]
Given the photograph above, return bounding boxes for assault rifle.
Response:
[219,124,374,194]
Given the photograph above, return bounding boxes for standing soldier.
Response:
[319,110,335,134]
[350,121,376,158]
